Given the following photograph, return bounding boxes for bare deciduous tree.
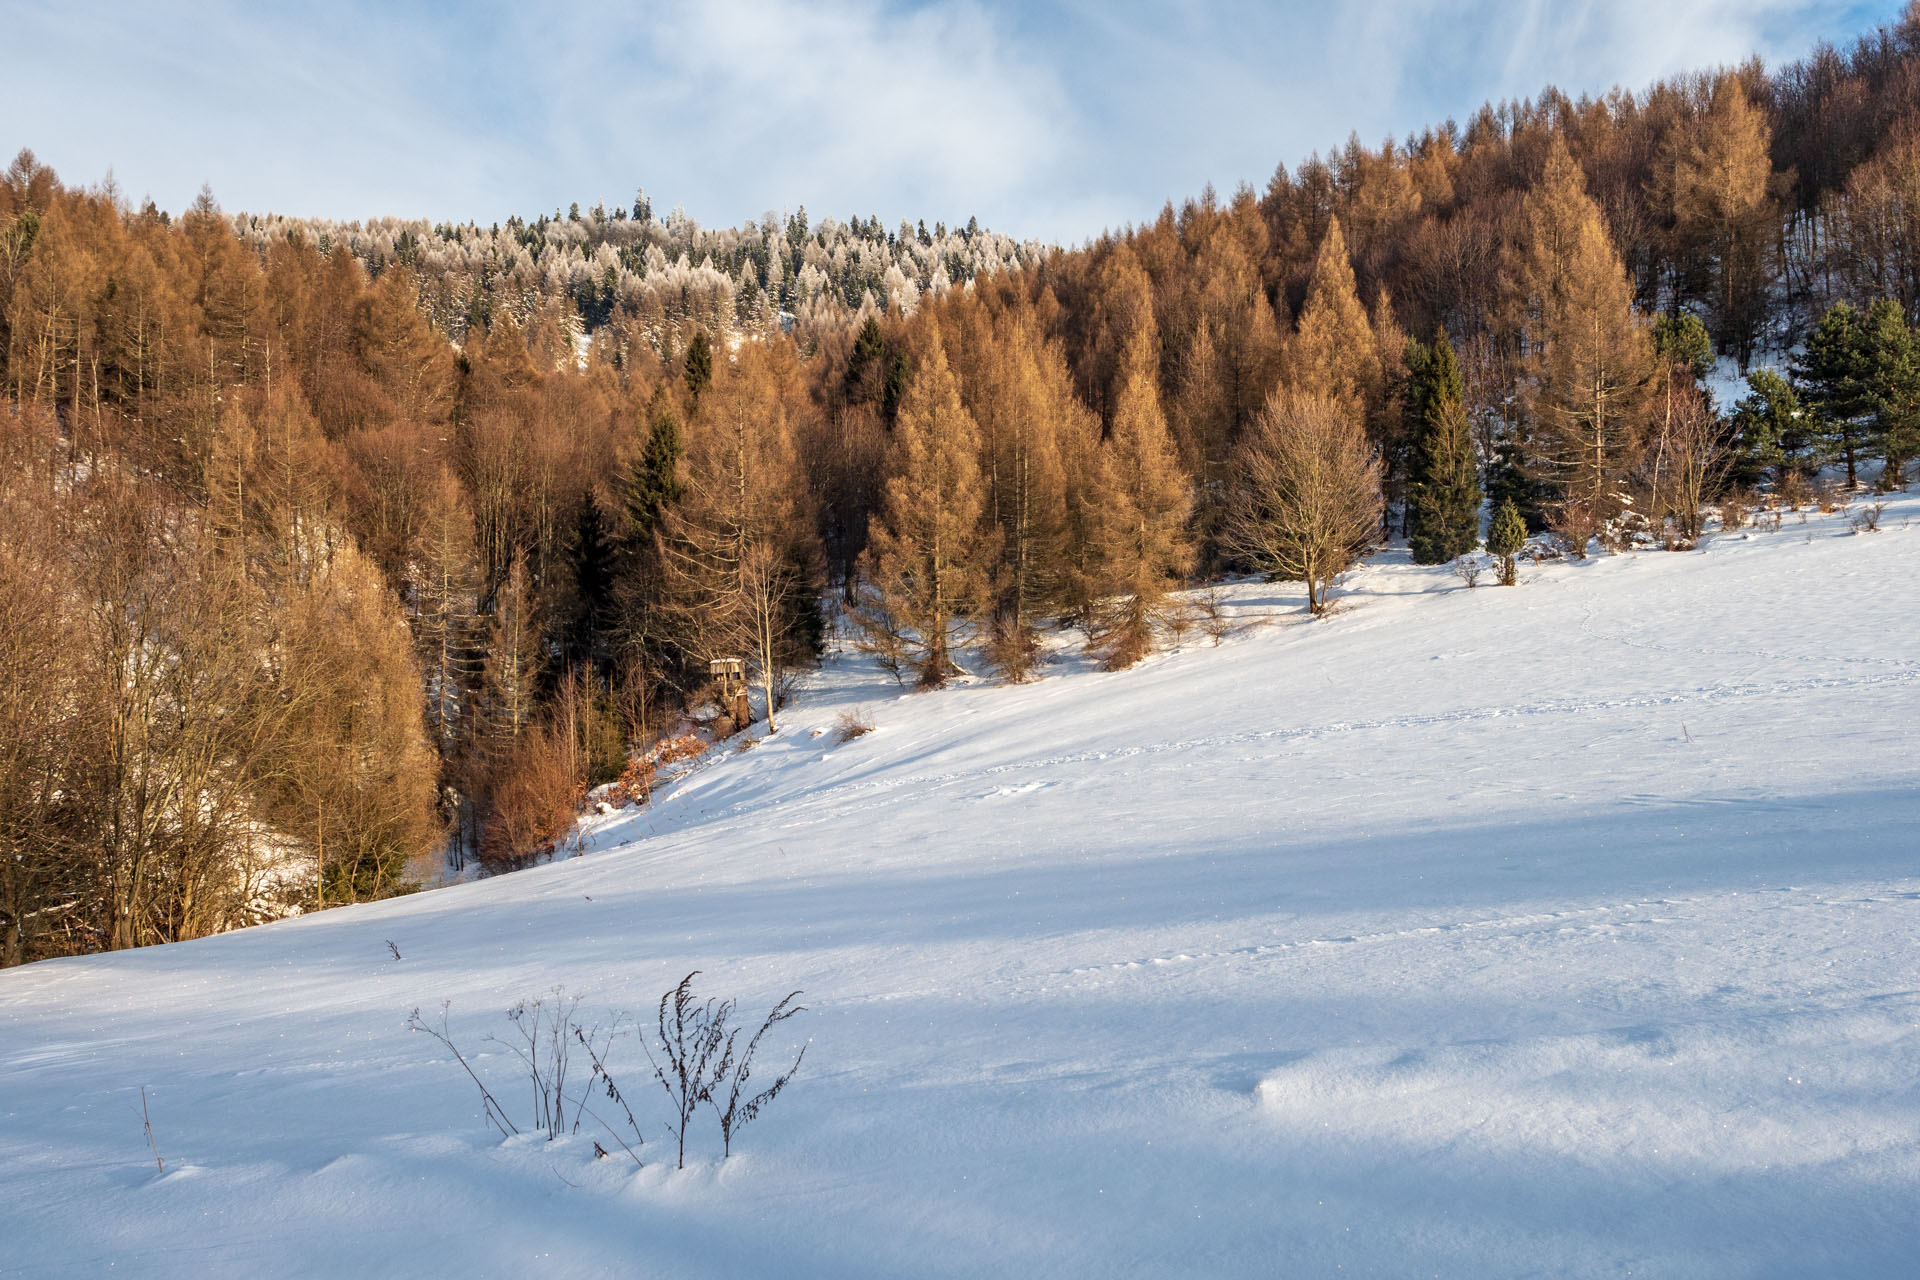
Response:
[1223,389,1383,615]
[0,456,83,966]
[1646,384,1733,546]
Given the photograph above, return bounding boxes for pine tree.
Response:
[1174,222,1286,545]
[1404,329,1481,564]
[844,317,900,416]
[0,471,84,966]
[683,330,714,404]
[351,266,455,427]
[1171,319,1233,490]
[1652,312,1714,387]
[611,384,684,669]
[1487,498,1527,586]
[1834,122,1920,321]
[270,542,441,905]
[408,467,482,761]
[1729,368,1807,488]
[1793,302,1872,489]
[857,328,993,685]
[966,317,1077,679]
[1087,330,1195,668]
[1646,311,1719,534]
[1080,243,1157,427]
[1862,298,1920,487]
[654,346,817,727]
[623,385,683,545]
[558,494,616,669]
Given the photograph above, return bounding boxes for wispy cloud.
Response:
[0,0,1906,243]
[510,0,1074,227]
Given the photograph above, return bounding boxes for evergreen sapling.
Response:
[1487,498,1527,587]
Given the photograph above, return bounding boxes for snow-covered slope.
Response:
[5,497,1919,1278]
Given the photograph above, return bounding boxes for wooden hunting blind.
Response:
[709,657,750,729]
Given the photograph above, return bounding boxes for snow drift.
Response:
[3,495,1918,1278]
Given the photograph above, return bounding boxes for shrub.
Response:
[504,990,586,1138]
[479,726,585,872]
[646,973,732,1170]
[1547,501,1600,558]
[642,972,808,1167]
[604,755,657,808]
[833,708,875,743]
[1487,498,1527,587]
[406,978,809,1170]
[406,1003,523,1141]
[1777,470,1812,510]
[407,994,647,1167]
[1197,586,1232,646]
[984,615,1042,682]
[711,991,806,1158]
[1161,601,1196,648]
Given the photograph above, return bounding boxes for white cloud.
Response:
[521,0,1075,232]
[1484,0,1883,91]
[0,0,523,219]
[0,0,1906,243]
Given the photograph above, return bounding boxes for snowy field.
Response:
[3,495,1918,1278]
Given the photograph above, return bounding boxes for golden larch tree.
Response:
[1086,329,1195,668]
[1290,215,1381,419]
[858,325,994,685]
[1662,72,1777,361]
[656,344,817,727]
[1504,137,1655,548]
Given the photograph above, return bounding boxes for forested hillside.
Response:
[236,198,1039,349]
[6,3,1920,966]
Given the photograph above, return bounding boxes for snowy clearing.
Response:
[4,495,1919,1278]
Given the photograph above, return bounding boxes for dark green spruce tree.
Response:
[1487,498,1526,587]
[683,330,714,404]
[624,385,683,546]
[613,385,685,668]
[1794,303,1872,489]
[1404,329,1481,564]
[1862,299,1920,488]
[1729,368,1807,489]
[845,316,912,425]
[559,495,618,669]
[1652,313,1714,389]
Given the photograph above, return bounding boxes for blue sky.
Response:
[2,1,1906,243]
